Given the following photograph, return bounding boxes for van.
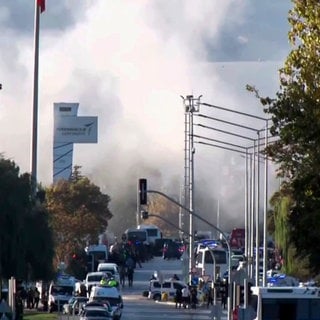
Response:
[148,279,187,301]
[89,285,123,320]
[85,272,111,296]
[97,263,120,283]
[48,275,75,312]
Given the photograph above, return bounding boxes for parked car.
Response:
[63,296,89,315]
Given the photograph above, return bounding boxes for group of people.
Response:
[16,287,40,310]
[174,285,198,309]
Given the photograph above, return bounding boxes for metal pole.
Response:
[244,149,249,262]
[189,105,195,282]
[147,189,232,320]
[255,131,260,286]
[31,0,40,195]
[262,121,269,286]
[250,143,256,280]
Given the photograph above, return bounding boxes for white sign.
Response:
[54,116,98,143]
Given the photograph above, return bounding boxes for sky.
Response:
[0,0,292,235]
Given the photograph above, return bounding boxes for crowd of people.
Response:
[16,287,41,310]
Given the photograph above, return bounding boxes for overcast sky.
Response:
[0,0,292,232]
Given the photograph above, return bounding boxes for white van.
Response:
[85,272,111,296]
[97,263,120,283]
[148,279,187,301]
[89,285,123,320]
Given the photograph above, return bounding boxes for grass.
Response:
[23,311,58,320]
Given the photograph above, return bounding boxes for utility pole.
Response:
[181,95,201,283]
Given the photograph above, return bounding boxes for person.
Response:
[190,286,198,309]
[26,288,34,309]
[149,274,157,281]
[15,293,23,320]
[206,286,213,308]
[181,286,190,309]
[33,287,40,310]
[127,267,134,287]
[100,275,109,286]
[172,274,180,281]
[174,287,182,308]
[107,277,119,288]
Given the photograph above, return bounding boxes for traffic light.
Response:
[141,210,149,219]
[138,178,147,205]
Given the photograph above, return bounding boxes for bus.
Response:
[238,286,320,320]
[195,246,228,281]
[85,244,108,272]
[124,228,148,244]
[137,224,162,245]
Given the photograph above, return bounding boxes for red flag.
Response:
[37,0,45,13]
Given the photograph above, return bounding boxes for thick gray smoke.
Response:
[0,1,291,236]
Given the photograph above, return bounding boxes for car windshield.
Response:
[87,275,104,282]
[84,309,110,317]
[51,285,73,295]
[92,297,120,307]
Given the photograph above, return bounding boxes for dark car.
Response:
[163,241,182,259]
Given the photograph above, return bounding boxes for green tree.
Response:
[0,156,54,281]
[46,167,113,275]
[250,0,320,275]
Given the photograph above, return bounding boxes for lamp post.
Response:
[181,95,202,283]
[198,102,270,285]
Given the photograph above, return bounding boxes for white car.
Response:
[148,279,187,301]
[97,263,121,283]
[85,272,112,296]
[80,306,112,320]
[89,285,123,320]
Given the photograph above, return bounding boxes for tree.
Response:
[46,167,113,271]
[0,155,54,281]
[147,193,180,237]
[250,0,320,275]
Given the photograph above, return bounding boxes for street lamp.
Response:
[198,102,270,285]
[181,95,202,284]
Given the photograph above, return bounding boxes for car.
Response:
[162,242,182,259]
[85,272,113,296]
[97,263,120,283]
[89,285,123,320]
[80,306,112,320]
[148,279,187,301]
[63,296,89,315]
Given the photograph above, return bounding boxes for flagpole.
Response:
[31,0,40,195]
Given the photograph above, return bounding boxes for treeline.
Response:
[0,157,113,283]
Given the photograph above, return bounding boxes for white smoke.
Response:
[0,0,290,234]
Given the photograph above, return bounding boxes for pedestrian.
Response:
[206,287,213,308]
[181,286,190,308]
[27,288,34,309]
[190,286,197,309]
[34,287,40,310]
[127,267,134,287]
[174,288,182,308]
[172,274,180,281]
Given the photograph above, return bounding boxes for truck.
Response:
[235,286,320,320]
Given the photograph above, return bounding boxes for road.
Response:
[119,256,227,320]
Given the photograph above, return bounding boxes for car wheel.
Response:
[154,293,161,301]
